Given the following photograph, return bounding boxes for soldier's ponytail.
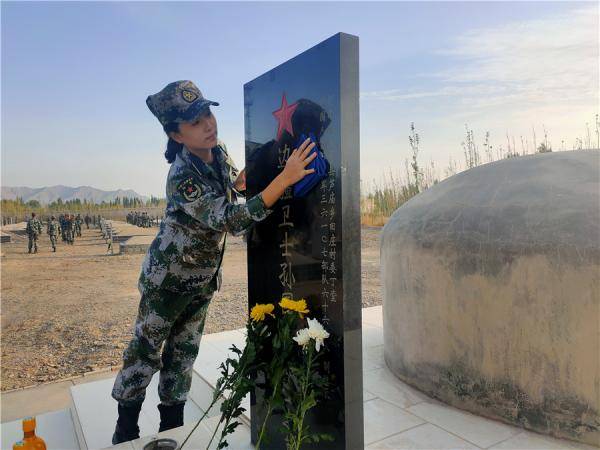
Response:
[163,122,183,164]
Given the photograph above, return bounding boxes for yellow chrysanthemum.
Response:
[250,303,275,322]
[279,297,310,318]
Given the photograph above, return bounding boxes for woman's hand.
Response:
[259,137,318,209]
[280,137,317,187]
[234,168,246,192]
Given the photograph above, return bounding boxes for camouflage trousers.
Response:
[111,279,216,407]
[49,235,57,250]
[28,235,38,253]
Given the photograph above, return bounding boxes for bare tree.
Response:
[408,122,423,193]
[445,155,458,178]
[595,114,599,149]
[542,124,550,150]
[462,124,480,168]
[483,131,493,162]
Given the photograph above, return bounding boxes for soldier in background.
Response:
[106,221,114,254]
[63,214,69,242]
[64,214,74,245]
[59,214,67,242]
[84,214,91,229]
[99,217,107,239]
[25,212,42,254]
[57,215,62,239]
[75,214,83,237]
[47,215,59,252]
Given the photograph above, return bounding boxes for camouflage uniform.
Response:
[111,139,272,407]
[47,218,59,252]
[75,214,83,237]
[26,216,42,253]
[106,221,114,254]
[64,216,74,244]
[59,215,67,242]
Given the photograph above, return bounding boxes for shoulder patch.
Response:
[177,176,202,201]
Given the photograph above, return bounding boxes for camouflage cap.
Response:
[146,80,220,127]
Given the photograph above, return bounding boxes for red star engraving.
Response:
[272,92,298,141]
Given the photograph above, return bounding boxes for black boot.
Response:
[112,401,143,444]
[157,402,185,432]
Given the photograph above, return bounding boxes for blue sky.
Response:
[2,1,597,197]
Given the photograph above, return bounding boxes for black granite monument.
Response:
[244,33,363,449]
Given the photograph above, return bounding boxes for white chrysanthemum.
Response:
[293,328,311,347]
[307,317,330,352]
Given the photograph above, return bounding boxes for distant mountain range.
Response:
[1,185,149,205]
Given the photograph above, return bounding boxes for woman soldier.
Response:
[110,80,317,444]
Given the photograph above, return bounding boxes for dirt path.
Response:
[1,222,382,391]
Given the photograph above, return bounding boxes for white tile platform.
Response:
[70,372,219,450]
[3,306,598,449]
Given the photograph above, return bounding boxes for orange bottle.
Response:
[12,417,46,450]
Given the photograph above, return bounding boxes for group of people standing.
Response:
[126,211,158,228]
[58,213,83,245]
[24,212,101,253]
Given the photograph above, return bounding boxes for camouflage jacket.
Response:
[138,140,273,295]
[26,218,42,236]
[47,219,59,236]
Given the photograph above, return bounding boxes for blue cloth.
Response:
[292,132,330,198]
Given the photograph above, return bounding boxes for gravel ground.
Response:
[0,223,382,391]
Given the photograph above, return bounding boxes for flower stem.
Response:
[256,375,281,449]
[206,416,224,450]
[293,345,314,450]
[180,384,226,449]
[206,359,250,450]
